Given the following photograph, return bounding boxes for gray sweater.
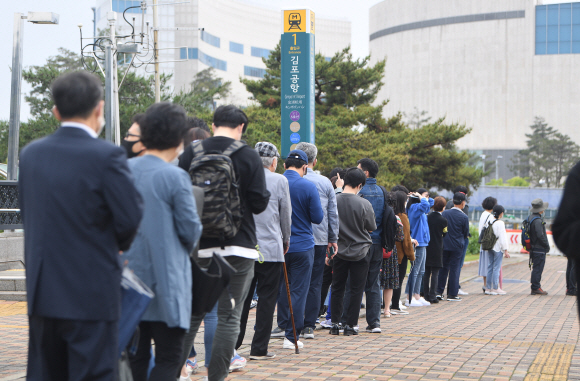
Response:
[254,168,292,262]
[336,193,377,261]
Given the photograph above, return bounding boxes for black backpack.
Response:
[480,219,499,251]
[188,140,245,247]
[521,216,541,251]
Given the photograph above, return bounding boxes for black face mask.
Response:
[122,139,144,159]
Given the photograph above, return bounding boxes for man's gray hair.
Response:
[295,142,317,164]
[261,156,275,168]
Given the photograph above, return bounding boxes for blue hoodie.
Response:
[407,197,434,247]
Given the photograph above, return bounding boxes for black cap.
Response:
[453,192,466,204]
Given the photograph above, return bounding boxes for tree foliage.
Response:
[241,44,482,191]
[510,117,580,188]
[0,49,226,162]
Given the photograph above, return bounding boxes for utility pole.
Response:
[105,45,114,142]
[153,0,160,102]
[496,155,503,181]
[7,13,24,180]
[107,11,121,144]
[91,7,96,52]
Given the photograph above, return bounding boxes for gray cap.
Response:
[254,142,280,158]
[530,198,549,213]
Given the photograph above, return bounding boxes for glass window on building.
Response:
[199,52,227,71]
[536,2,580,54]
[251,47,271,58]
[112,0,141,13]
[244,66,266,78]
[230,42,244,54]
[201,31,220,48]
[179,47,199,60]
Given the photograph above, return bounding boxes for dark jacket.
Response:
[426,212,448,267]
[446,201,469,216]
[378,186,397,252]
[528,213,550,252]
[19,127,143,321]
[442,208,469,252]
[553,161,580,258]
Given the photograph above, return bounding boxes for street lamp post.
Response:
[480,154,486,186]
[7,12,59,181]
[496,155,503,181]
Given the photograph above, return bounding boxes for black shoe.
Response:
[330,324,340,335]
[343,325,358,336]
[360,303,365,308]
[429,298,439,304]
[446,296,462,302]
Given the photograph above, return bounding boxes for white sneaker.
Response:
[404,300,410,307]
[353,325,359,332]
[410,299,423,307]
[419,297,431,306]
[283,337,304,349]
[496,289,507,295]
[399,301,408,310]
[457,289,469,296]
[490,289,499,295]
[391,309,409,315]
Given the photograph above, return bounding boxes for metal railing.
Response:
[0,181,22,230]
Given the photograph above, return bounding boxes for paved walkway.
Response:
[0,256,577,380]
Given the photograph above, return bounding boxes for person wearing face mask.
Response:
[122,113,147,158]
[275,149,324,350]
[122,102,202,381]
[328,168,377,336]
[19,71,144,380]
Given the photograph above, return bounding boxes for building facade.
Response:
[369,0,580,181]
[95,0,351,106]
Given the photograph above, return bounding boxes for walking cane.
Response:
[282,262,299,354]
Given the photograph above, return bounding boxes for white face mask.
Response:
[97,112,106,136]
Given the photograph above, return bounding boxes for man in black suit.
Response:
[424,197,448,303]
[19,71,143,380]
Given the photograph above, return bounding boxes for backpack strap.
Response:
[222,141,246,157]
[192,141,205,158]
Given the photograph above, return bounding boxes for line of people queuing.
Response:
[18,71,554,381]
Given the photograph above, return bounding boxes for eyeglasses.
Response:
[125,133,141,139]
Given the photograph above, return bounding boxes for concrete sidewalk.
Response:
[0,256,577,380]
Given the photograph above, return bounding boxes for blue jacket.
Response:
[408,197,434,247]
[442,208,470,252]
[284,170,324,253]
[358,178,384,245]
[123,156,202,330]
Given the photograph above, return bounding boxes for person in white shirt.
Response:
[486,204,511,295]
[478,197,497,292]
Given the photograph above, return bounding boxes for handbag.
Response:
[383,248,392,259]
[118,267,154,358]
[191,253,237,316]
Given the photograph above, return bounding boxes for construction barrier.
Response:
[506,229,562,256]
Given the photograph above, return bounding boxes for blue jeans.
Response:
[277,248,314,342]
[304,245,328,329]
[437,249,463,297]
[486,250,503,290]
[406,246,426,297]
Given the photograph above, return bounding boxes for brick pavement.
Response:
[0,256,577,380]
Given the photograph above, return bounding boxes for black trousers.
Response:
[236,261,282,356]
[567,257,576,293]
[129,321,186,381]
[423,266,440,301]
[530,250,546,291]
[27,315,118,381]
[391,256,408,310]
[330,255,369,326]
[319,263,333,315]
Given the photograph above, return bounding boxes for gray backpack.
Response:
[188,140,245,247]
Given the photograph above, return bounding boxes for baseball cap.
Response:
[287,149,308,164]
[453,192,466,203]
[255,142,280,158]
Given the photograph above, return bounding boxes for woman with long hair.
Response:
[379,192,403,317]
[478,197,497,293]
[485,205,510,295]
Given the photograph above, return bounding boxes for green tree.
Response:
[0,49,226,156]
[241,44,482,190]
[511,117,580,187]
[506,176,530,187]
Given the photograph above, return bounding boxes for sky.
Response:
[0,0,380,123]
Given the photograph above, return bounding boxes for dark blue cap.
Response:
[287,149,308,163]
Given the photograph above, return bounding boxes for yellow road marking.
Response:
[0,302,27,317]
[524,343,574,381]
